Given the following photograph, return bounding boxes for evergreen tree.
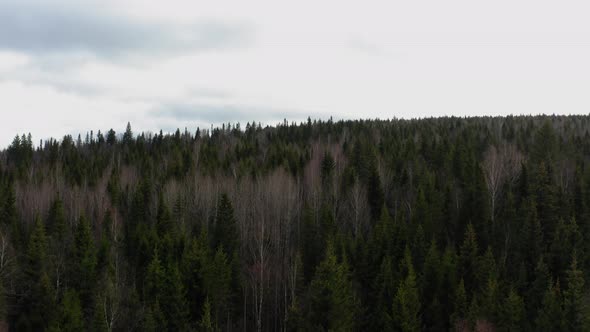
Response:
[19,216,57,330]
[145,249,167,330]
[161,262,189,331]
[59,290,85,332]
[308,241,357,331]
[301,204,321,282]
[123,122,133,145]
[392,249,421,332]
[72,215,97,313]
[204,247,232,327]
[459,223,479,292]
[47,198,66,240]
[498,289,525,332]
[527,256,550,317]
[563,254,589,331]
[535,281,565,331]
[476,246,497,289]
[181,234,208,322]
[452,279,469,327]
[213,194,237,257]
[199,297,217,332]
[372,255,396,330]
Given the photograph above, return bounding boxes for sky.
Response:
[1,0,589,147]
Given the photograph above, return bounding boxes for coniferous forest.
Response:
[1,115,590,331]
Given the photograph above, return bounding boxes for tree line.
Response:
[1,115,590,331]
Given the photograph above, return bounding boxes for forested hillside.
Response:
[1,116,590,331]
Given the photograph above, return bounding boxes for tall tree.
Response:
[392,248,421,332]
[563,254,589,331]
[308,241,357,331]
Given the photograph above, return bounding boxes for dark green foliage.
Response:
[2,116,590,330]
[307,241,357,331]
[535,281,565,331]
[58,290,85,332]
[563,255,589,331]
[392,249,421,332]
[213,193,237,256]
[199,297,217,332]
[459,223,479,292]
[71,215,97,313]
[498,289,525,332]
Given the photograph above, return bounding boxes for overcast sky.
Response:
[1,0,589,147]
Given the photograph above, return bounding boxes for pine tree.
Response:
[535,281,565,331]
[2,183,21,246]
[181,235,208,322]
[477,278,500,324]
[59,290,85,332]
[72,215,97,313]
[373,255,396,330]
[301,204,320,282]
[25,216,48,282]
[19,216,56,330]
[199,297,217,332]
[91,295,108,332]
[476,246,497,289]
[308,241,357,331]
[213,194,237,257]
[452,279,469,327]
[459,223,479,292]
[367,162,384,222]
[563,254,589,331]
[145,249,167,330]
[527,256,550,317]
[498,289,525,332]
[123,122,133,145]
[106,129,116,145]
[392,249,421,332]
[145,248,164,301]
[204,246,232,327]
[422,240,446,330]
[156,194,173,238]
[47,198,66,240]
[320,151,335,194]
[0,278,5,326]
[161,262,189,331]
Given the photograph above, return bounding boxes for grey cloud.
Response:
[151,103,329,125]
[0,1,252,57]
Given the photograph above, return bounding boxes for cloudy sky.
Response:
[1,0,589,147]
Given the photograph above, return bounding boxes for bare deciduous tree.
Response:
[482,144,523,223]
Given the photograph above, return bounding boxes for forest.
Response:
[1,115,590,331]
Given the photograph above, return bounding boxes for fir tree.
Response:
[535,281,565,331]
[308,241,357,331]
[498,288,525,332]
[563,254,589,331]
[392,248,421,332]
[59,290,85,332]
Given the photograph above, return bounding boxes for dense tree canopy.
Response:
[1,115,590,331]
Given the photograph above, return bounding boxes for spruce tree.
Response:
[535,281,565,331]
[213,193,237,257]
[452,279,469,328]
[459,223,479,292]
[72,215,97,313]
[199,297,217,332]
[59,290,85,332]
[564,254,589,331]
[308,241,357,331]
[204,246,232,327]
[392,248,421,332]
[498,289,525,332]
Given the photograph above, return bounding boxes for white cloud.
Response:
[0,51,30,72]
[1,0,589,147]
